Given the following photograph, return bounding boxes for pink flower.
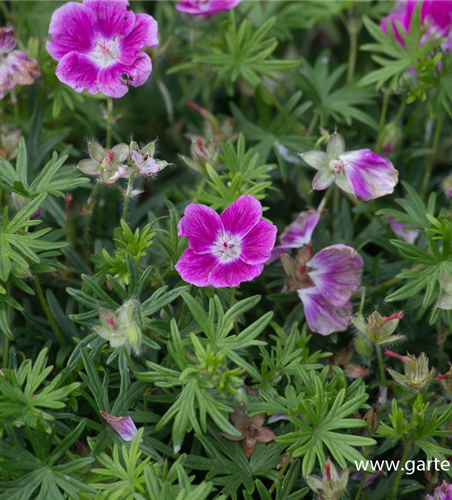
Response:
[175,195,277,288]
[176,0,241,17]
[268,209,320,263]
[387,217,419,244]
[281,244,363,335]
[100,410,138,441]
[0,27,40,99]
[426,481,452,500]
[47,0,158,98]
[380,0,452,50]
[301,132,398,201]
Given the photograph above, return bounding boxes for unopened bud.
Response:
[386,350,434,390]
[306,459,349,500]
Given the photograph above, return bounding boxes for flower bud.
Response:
[100,411,138,441]
[386,350,434,390]
[364,407,380,435]
[354,335,374,363]
[306,459,349,500]
[380,122,402,155]
[126,323,142,356]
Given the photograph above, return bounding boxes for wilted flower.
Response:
[222,409,275,457]
[281,244,363,335]
[0,125,20,160]
[0,27,40,99]
[177,0,242,17]
[328,346,370,379]
[175,195,277,288]
[385,349,434,390]
[47,0,158,98]
[437,274,452,310]
[100,411,138,441]
[387,217,419,244]
[129,140,169,177]
[268,209,320,263]
[351,310,405,346]
[93,300,142,354]
[78,141,129,185]
[364,406,380,435]
[426,481,452,500]
[306,459,349,500]
[301,132,398,201]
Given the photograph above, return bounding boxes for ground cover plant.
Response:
[1,0,452,498]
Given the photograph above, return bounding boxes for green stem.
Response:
[354,471,367,500]
[421,112,445,199]
[269,451,293,495]
[83,181,101,262]
[307,111,319,136]
[123,347,136,372]
[370,263,425,294]
[122,171,136,221]
[2,284,10,368]
[346,14,360,82]
[358,286,366,318]
[33,276,67,346]
[375,89,391,154]
[106,97,113,149]
[392,444,409,499]
[376,344,387,387]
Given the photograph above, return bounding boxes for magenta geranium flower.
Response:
[301,132,399,201]
[47,0,158,98]
[176,0,241,17]
[268,209,320,263]
[281,244,363,335]
[0,27,40,99]
[175,195,277,288]
[100,410,138,441]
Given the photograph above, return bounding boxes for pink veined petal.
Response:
[280,210,320,248]
[47,2,96,60]
[341,149,399,201]
[178,203,223,254]
[120,13,158,63]
[426,0,452,29]
[297,288,352,336]
[307,244,363,308]
[388,217,419,244]
[0,28,17,54]
[208,259,264,288]
[84,0,136,39]
[240,219,277,265]
[127,51,153,88]
[175,249,219,287]
[55,52,99,95]
[266,245,291,264]
[177,0,241,16]
[221,195,262,238]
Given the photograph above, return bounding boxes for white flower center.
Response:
[90,37,120,68]
[212,230,242,263]
[329,159,346,174]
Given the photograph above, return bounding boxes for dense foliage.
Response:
[1,1,452,499]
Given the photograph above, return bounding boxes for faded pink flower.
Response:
[78,141,129,185]
[100,410,138,441]
[426,481,452,500]
[281,244,363,335]
[387,216,419,244]
[47,0,158,98]
[268,209,320,263]
[177,0,241,17]
[175,195,277,288]
[301,133,398,201]
[0,27,40,99]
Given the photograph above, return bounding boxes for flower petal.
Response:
[341,149,399,201]
[388,217,419,244]
[298,288,352,335]
[47,2,96,60]
[280,209,320,248]
[100,411,138,441]
[267,245,291,264]
[240,220,277,265]
[121,13,158,60]
[255,428,275,443]
[307,244,363,308]
[175,249,218,287]
[208,259,264,288]
[97,64,130,98]
[301,151,329,171]
[78,159,100,175]
[55,51,99,95]
[178,203,223,254]
[326,132,346,158]
[84,0,135,39]
[221,195,262,238]
[176,0,242,16]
